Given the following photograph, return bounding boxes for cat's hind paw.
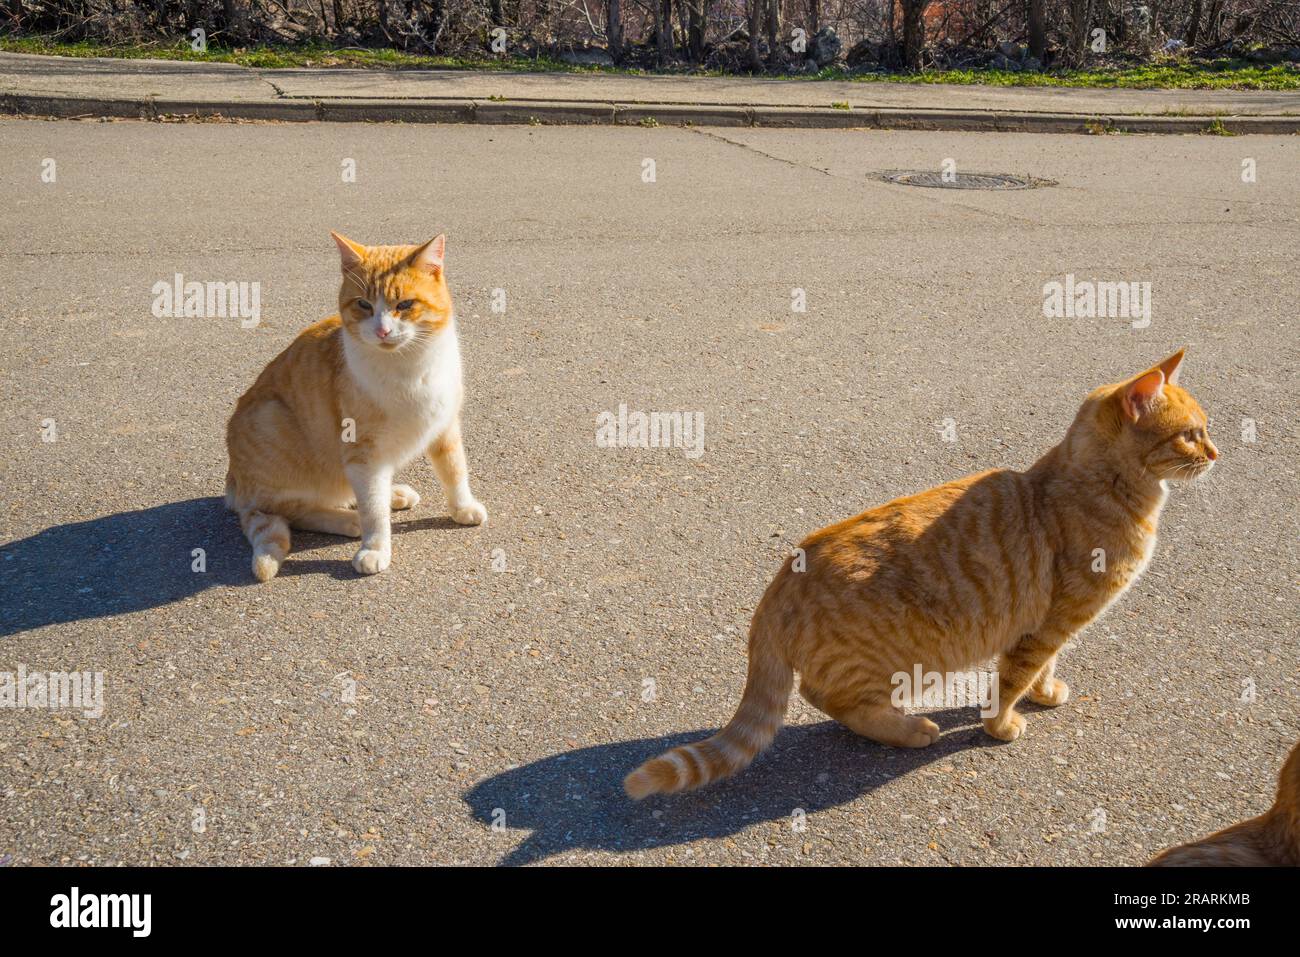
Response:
[391,484,421,511]
[1028,678,1070,707]
[904,716,941,748]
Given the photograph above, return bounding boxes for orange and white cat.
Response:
[1149,739,1300,866]
[627,351,1217,798]
[225,232,486,581]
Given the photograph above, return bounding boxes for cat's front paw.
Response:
[1028,678,1070,707]
[352,545,391,575]
[984,711,1026,742]
[450,500,487,526]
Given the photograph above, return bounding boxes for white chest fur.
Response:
[341,321,463,467]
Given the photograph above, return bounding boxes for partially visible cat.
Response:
[226,232,486,582]
[627,351,1217,799]
[1149,740,1300,866]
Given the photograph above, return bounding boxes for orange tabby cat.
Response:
[225,232,486,582]
[1149,739,1300,866]
[626,351,1217,798]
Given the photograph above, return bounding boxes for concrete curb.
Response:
[318,98,475,123]
[616,102,753,127]
[3,91,1298,134]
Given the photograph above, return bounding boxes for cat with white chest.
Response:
[225,232,486,581]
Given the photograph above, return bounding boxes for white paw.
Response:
[352,546,391,575]
[391,484,421,511]
[450,500,487,526]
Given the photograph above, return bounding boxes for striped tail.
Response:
[237,507,291,582]
[624,616,793,799]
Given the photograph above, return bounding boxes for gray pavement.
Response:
[4,51,1300,131]
[0,118,1296,866]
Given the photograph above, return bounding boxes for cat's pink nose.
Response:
[375,327,390,339]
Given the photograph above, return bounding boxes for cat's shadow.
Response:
[0,497,471,635]
[463,707,992,866]
[278,514,468,580]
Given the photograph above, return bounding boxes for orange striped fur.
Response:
[626,350,1217,799]
[1149,739,1300,866]
[226,233,486,581]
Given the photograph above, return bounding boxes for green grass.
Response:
[0,35,623,74]
[830,61,1300,91]
[1203,117,1238,135]
[3,35,1298,90]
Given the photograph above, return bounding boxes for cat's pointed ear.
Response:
[409,234,446,276]
[331,232,367,272]
[1121,369,1166,422]
[1156,348,1185,386]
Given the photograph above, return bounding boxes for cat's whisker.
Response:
[341,265,369,294]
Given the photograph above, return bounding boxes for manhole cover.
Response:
[875,170,1052,190]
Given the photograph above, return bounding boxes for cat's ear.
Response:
[409,234,446,276]
[331,232,367,272]
[1156,348,1185,386]
[1121,369,1166,422]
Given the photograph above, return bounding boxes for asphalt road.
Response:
[0,117,1296,866]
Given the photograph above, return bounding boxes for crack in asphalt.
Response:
[689,126,835,178]
[691,127,1044,225]
[257,73,288,97]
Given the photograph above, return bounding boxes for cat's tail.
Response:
[624,614,793,799]
[1267,738,1300,858]
[1148,739,1300,866]
[237,507,291,582]
[227,474,292,581]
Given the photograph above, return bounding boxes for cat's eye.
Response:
[396,299,416,311]
[356,299,373,313]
